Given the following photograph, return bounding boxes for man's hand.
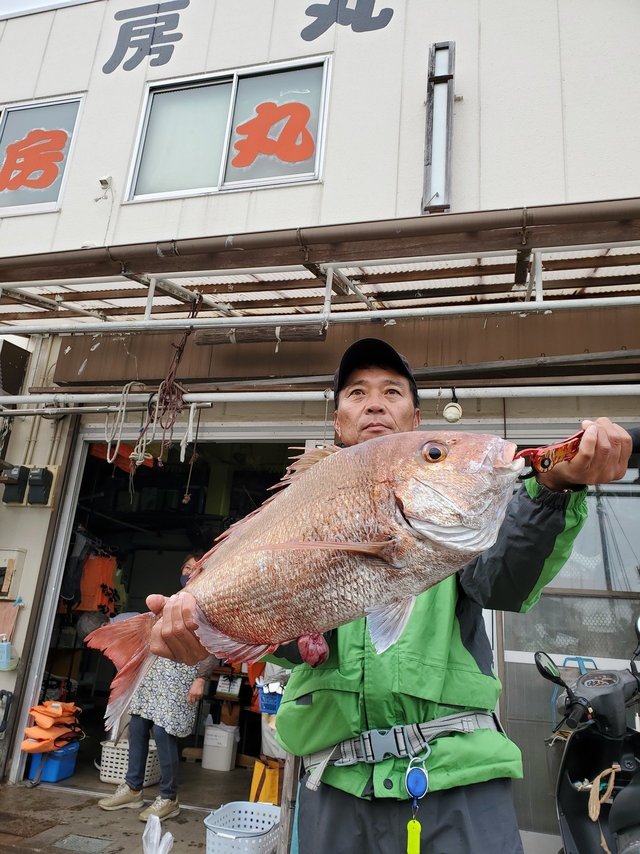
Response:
[146,590,209,664]
[536,418,632,491]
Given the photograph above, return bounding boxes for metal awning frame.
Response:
[0,242,639,337]
[1,197,640,334]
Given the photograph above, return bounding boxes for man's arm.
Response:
[460,418,632,612]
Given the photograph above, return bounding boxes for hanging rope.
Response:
[575,762,620,854]
[129,295,202,475]
[104,381,138,464]
[182,406,202,505]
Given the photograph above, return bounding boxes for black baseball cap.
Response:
[334,338,419,406]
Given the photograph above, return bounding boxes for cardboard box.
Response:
[220,700,240,726]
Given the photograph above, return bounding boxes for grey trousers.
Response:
[296,773,524,854]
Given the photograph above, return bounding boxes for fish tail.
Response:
[85,613,157,733]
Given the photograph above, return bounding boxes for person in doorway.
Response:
[144,339,632,852]
[98,553,215,822]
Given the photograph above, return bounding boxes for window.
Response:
[423,42,455,213]
[129,60,328,200]
[0,97,81,213]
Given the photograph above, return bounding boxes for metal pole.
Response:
[1,295,639,338]
[0,384,639,408]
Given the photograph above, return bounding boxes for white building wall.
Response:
[1,0,640,255]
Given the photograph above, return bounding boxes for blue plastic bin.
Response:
[28,741,79,783]
[258,687,282,714]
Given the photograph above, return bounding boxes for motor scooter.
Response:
[535,616,640,854]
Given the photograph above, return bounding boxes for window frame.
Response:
[126,56,331,203]
[0,93,84,217]
[422,41,455,214]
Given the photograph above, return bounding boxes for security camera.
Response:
[442,401,463,423]
[98,176,112,190]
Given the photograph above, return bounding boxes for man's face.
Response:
[333,365,420,447]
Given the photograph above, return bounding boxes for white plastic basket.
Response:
[204,801,280,854]
[99,738,160,786]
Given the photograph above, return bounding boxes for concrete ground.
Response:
[0,763,255,853]
[0,783,207,853]
[0,781,563,854]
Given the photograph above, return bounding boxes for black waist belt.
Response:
[303,710,501,791]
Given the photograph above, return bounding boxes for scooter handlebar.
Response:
[564,701,589,730]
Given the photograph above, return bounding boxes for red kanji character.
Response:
[0,128,68,192]
[232,102,315,168]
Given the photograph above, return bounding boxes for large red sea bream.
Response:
[87,431,524,729]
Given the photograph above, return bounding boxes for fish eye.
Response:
[422,442,448,463]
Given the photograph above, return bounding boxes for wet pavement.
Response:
[0,763,253,854]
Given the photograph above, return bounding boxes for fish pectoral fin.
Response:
[366,596,416,654]
[193,607,278,664]
[265,537,402,561]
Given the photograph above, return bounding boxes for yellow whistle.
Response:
[407,817,421,854]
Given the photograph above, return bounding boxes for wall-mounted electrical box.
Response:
[0,549,26,600]
[0,465,59,507]
[27,466,58,507]
[0,466,29,505]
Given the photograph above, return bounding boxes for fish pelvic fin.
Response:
[366,596,416,654]
[85,613,157,733]
[193,605,278,664]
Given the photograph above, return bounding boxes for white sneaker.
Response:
[98,782,144,811]
[139,795,180,822]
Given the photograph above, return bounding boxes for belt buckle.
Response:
[361,726,405,763]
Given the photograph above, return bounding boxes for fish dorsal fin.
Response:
[269,444,342,492]
[198,444,342,561]
[366,596,416,654]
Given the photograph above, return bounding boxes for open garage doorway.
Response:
[31,439,291,810]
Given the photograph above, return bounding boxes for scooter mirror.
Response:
[534,651,568,687]
[635,614,640,643]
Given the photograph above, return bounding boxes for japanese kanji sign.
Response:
[0,99,79,209]
[301,0,394,41]
[232,102,315,168]
[103,0,190,74]
[0,128,68,191]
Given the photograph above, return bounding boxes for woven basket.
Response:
[99,738,160,786]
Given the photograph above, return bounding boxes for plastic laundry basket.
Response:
[99,738,160,786]
[204,801,280,854]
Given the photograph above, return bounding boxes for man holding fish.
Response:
[91,338,632,853]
